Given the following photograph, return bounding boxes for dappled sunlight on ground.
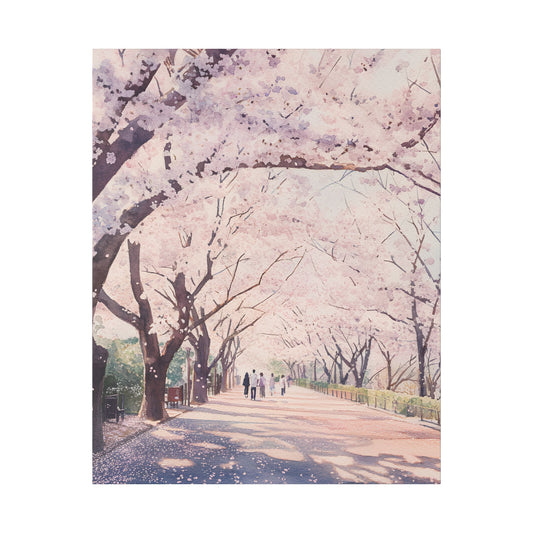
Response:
[310,454,355,467]
[220,460,237,469]
[158,458,195,469]
[94,386,440,484]
[246,447,306,461]
[151,428,185,441]
[206,430,266,446]
[191,442,225,450]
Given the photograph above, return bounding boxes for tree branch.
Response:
[98,289,140,328]
[368,308,409,325]
[92,180,182,314]
[192,252,214,298]
[93,49,237,200]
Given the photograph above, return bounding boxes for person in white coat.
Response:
[250,369,258,400]
[269,373,276,396]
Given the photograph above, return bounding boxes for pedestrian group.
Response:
[242,370,291,400]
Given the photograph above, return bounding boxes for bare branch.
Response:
[153,287,178,307]
[98,289,140,328]
[188,251,288,330]
[192,252,214,298]
[367,308,409,325]
[430,55,441,87]
[285,250,306,281]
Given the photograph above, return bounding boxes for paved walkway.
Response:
[93,385,440,484]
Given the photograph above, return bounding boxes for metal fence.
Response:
[300,380,440,425]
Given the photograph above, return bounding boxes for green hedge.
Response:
[297,379,440,422]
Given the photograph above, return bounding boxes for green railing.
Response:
[296,379,440,426]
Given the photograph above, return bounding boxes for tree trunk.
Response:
[321,358,331,383]
[192,364,209,403]
[192,329,211,404]
[138,358,171,420]
[410,287,429,397]
[353,358,363,388]
[221,366,229,392]
[92,339,108,453]
[414,321,428,397]
[360,337,372,387]
[353,369,364,388]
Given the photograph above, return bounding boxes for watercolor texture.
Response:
[92,49,441,484]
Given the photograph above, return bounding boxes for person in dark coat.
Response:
[243,372,250,398]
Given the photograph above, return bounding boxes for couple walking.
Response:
[243,370,286,400]
[242,370,268,400]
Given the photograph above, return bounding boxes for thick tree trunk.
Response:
[92,340,108,452]
[193,365,209,403]
[192,331,210,404]
[221,366,229,392]
[138,358,171,420]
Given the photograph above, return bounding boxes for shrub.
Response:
[103,338,144,414]
[298,379,440,423]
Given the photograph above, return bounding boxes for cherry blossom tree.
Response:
[250,166,440,394]
[93,48,441,309]
[92,48,441,449]
[318,171,441,396]
[99,240,191,420]
[367,329,418,391]
[218,334,244,392]
[97,171,309,411]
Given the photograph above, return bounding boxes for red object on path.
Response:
[168,386,184,404]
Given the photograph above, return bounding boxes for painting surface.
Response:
[92,49,441,484]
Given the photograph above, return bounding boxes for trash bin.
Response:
[104,395,118,421]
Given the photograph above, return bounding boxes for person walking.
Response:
[243,372,250,399]
[250,369,258,400]
[280,375,286,396]
[259,372,266,398]
[269,373,276,396]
